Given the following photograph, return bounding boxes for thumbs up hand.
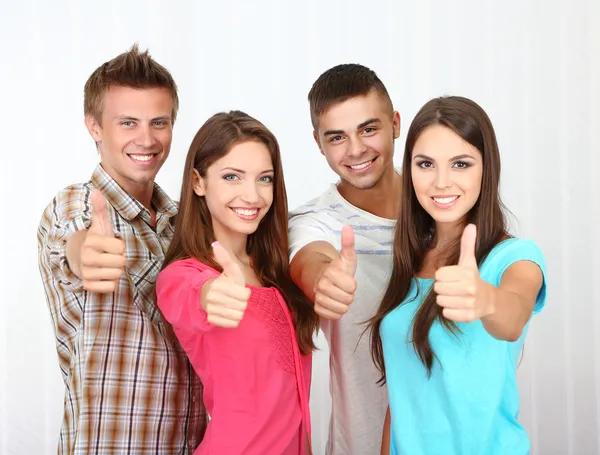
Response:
[80,190,126,293]
[202,242,251,328]
[313,225,358,320]
[434,224,493,323]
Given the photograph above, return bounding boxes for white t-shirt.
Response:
[289,184,396,455]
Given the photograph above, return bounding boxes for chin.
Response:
[126,169,160,184]
[428,211,468,225]
[231,222,261,236]
[343,173,383,190]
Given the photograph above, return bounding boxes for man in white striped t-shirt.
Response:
[289,64,402,455]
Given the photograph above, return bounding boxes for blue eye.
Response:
[223,174,239,181]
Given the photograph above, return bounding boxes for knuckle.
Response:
[205,292,216,304]
[349,279,357,293]
[317,284,331,298]
[317,277,330,290]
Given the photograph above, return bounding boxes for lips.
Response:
[230,207,260,221]
[433,196,458,204]
[346,158,376,173]
[431,195,459,208]
[128,153,159,166]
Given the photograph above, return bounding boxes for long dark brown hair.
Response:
[162,110,319,354]
[369,96,509,380]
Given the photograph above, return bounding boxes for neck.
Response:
[337,166,401,220]
[433,220,464,248]
[100,164,155,212]
[213,227,249,263]
[122,181,156,226]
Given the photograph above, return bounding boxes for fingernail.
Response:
[211,241,218,247]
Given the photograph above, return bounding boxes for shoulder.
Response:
[42,182,94,217]
[486,238,545,267]
[289,186,345,221]
[156,258,221,299]
[38,182,95,236]
[156,258,220,286]
[480,238,546,282]
[160,258,218,278]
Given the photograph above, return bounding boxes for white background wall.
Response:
[1,0,599,454]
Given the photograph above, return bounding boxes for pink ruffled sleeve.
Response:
[156,258,220,333]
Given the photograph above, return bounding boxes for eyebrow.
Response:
[220,167,274,174]
[114,115,172,122]
[413,153,476,161]
[323,118,381,136]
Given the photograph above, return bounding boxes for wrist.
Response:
[480,280,498,320]
[66,230,88,278]
[200,279,215,311]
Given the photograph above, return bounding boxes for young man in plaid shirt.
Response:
[37,45,206,454]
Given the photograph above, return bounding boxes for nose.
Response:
[240,181,260,204]
[135,125,158,149]
[347,136,368,158]
[434,168,451,189]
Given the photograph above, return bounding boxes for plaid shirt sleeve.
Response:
[39,185,93,293]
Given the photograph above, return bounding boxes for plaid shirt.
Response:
[37,164,206,454]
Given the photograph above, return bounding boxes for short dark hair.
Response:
[308,63,393,129]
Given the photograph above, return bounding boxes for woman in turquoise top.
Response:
[369,96,547,455]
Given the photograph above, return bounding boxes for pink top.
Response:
[156,258,312,455]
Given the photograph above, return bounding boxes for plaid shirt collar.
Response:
[90,164,178,230]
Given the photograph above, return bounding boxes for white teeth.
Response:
[350,160,373,170]
[233,209,258,216]
[433,196,458,204]
[130,154,154,162]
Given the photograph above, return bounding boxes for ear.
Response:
[192,169,206,196]
[85,114,102,143]
[392,111,401,139]
[313,130,325,156]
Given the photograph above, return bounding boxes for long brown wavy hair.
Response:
[369,96,509,380]
[162,110,319,354]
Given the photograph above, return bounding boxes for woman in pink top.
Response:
[155,111,318,454]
